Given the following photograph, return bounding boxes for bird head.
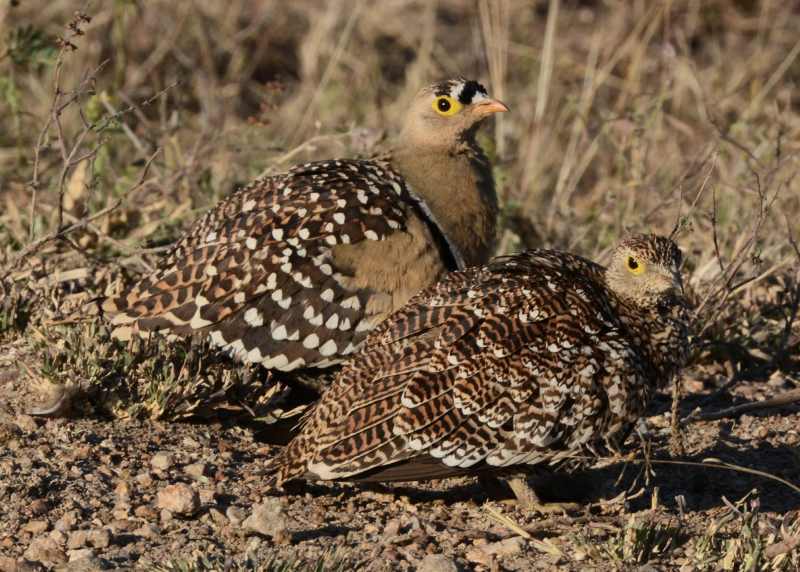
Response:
[401,78,508,147]
[605,234,685,307]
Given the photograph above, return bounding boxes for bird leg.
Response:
[506,476,582,515]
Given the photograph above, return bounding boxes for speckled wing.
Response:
[103,159,436,370]
[277,250,651,483]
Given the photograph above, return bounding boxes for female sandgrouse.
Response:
[273,234,691,496]
[101,79,506,375]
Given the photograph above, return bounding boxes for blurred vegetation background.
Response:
[0,0,798,410]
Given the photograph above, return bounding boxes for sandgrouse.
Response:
[100,79,506,377]
[272,234,691,499]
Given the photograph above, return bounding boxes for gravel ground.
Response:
[1,338,799,571]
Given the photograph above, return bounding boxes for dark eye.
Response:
[437,98,451,112]
[627,257,639,270]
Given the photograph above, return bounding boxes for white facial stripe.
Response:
[470,91,489,104]
[450,83,489,105]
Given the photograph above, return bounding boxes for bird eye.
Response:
[432,95,461,116]
[627,256,645,274]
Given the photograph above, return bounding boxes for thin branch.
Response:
[682,388,800,424]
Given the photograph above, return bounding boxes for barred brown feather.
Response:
[104,159,447,370]
[274,234,691,485]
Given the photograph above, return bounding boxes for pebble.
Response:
[134,505,158,520]
[184,463,207,481]
[242,499,288,540]
[28,500,48,517]
[87,529,112,549]
[226,506,246,526]
[111,508,130,521]
[114,481,131,501]
[383,519,401,538]
[66,549,105,571]
[21,521,49,535]
[48,530,66,546]
[109,519,136,534]
[133,524,159,539]
[55,510,79,529]
[483,536,525,556]
[67,548,95,562]
[135,472,154,488]
[466,537,525,565]
[418,554,458,572]
[23,537,66,567]
[156,483,199,515]
[198,488,215,504]
[14,415,37,434]
[208,508,227,527]
[150,452,174,471]
[66,531,88,550]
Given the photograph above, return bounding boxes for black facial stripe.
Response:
[458,80,487,104]
[432,79,488,103]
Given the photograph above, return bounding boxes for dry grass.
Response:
[1,0,799,567]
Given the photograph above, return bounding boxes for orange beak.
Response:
[474,98,509,116]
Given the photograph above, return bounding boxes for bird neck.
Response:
[619,299,691,387]
[389,136,498,268]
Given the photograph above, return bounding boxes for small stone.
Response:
[22,521,49,535]
[86,528,111,549]
[160,510,173,525]
[208,508,227,527]
[54,511,79,533]
[465,547,491,566]
[225,506,246,526]
[467,536,525,564]
[156,484,199,516]
[48,530,66,545]
[66,531,88,550]
[182,437,200,449]
[134,505,158,520]
[242,499,288,540]
[28,500,47,517]
[109,519,136,534]
[23,537,66,566]
[14,415,38,434]
[184,463,207,481]
[67,549,94,562]
[383,519,401,538]
[133,524,159,539]
[66,549,104,571]
[111,508,130,521]
[135,472,153,488]
[150,452,173,471]
[418,554,458,572]
[483,537,525,556]
[114,481,131,501]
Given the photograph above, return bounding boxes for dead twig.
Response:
[681,388,800,424]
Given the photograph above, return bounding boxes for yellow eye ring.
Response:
[432,95,462,116]
[627,256,645,275]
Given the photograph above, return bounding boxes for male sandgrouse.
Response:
[273,234,691,498]
[101,79,506,377]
